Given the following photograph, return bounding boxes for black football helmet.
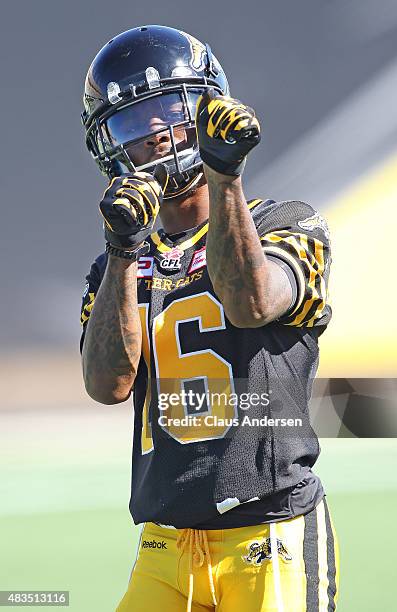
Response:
[82,25,229,198]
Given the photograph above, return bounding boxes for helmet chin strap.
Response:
[137,146,197,175]
[163,170,203,200]
[134,148,203,200]
[137,151,180,172]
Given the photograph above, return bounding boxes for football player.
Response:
[80,25,339,611]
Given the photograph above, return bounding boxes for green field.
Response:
[1,409,396,611]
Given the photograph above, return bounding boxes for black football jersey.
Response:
[81,198,332,528]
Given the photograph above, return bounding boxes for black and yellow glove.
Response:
[99,165,168,249]
[195,89,261,176]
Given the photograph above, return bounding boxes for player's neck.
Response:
[159,180,209,234]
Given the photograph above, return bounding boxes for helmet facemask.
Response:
[85,84,221,198]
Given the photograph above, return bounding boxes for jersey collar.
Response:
[150,199,263,254]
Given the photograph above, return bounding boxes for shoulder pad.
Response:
[251,199,316,234]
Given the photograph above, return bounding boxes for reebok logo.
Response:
[142,539,167,549]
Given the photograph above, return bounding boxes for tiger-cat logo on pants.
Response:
[242,538,292,565]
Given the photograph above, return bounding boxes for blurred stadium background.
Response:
[1,1,396,610]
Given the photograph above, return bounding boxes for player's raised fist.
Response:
[195,89,261,176]
[99,164,168,248]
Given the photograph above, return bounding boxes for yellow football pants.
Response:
[116,498,339,612]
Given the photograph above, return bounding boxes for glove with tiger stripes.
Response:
[99,164,168,248]
[195,89,261,176]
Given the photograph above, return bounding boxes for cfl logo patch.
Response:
[159,247,184,271]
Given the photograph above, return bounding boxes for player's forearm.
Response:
[205,168,271,327]
[82,256,142,404]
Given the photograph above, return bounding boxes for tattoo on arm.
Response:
[82,256,142,403]
[205,170,291,325]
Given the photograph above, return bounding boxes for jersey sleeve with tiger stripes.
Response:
[252,199,332,328]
